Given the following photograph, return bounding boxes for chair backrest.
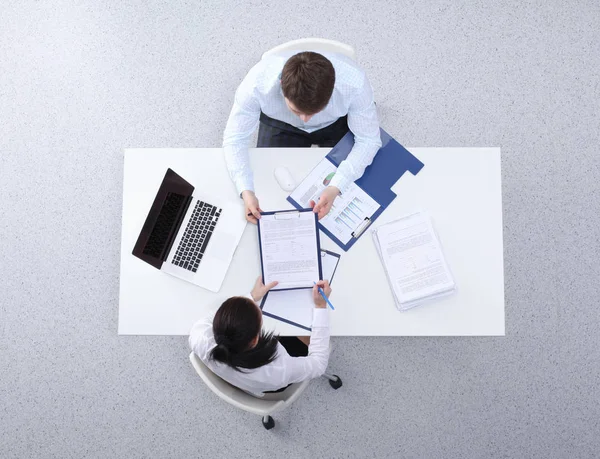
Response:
[188,352,309,416]
[261,38,356,61]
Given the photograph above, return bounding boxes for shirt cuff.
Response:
[328,173,351,195]
[236,180,255,196]
[312,308,329,327]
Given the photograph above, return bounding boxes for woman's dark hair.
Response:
[210,296,278,372]
[281,52,335,115]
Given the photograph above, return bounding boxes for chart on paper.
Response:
[289,159,380,244]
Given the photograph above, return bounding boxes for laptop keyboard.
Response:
[172,201,222,273]
[142,191,186,258]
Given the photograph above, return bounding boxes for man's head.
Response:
[281,52,335,122]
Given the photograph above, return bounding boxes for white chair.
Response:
[261,38,356,61]
[189,352,342,430]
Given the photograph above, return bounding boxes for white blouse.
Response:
[189,296,330,397]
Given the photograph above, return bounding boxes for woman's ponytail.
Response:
[210,343,233,365]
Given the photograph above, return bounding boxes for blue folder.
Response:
[287,128,425,251]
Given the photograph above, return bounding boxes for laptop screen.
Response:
[142,191,187,258]
[132,169,194,269]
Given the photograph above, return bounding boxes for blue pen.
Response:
[313,282,335,310]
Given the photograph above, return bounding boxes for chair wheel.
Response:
[262,415,275,430]
[329,375,343,390]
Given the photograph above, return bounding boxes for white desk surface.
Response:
[119,147,505,336]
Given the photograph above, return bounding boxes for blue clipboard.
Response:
[287,128,425,251]
[260,249,341,331]
[261,305,313,332]
[257,208,323,291]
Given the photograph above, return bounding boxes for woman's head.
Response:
[210,296,278,371]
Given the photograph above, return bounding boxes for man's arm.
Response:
[222,70,262,195]
[328,75,382,193]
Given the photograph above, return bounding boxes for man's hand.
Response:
[251,276,278,302]
[310,186,340,220]
[242,190,262,224]
[312,280,332,308]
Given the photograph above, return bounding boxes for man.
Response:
[223,50,382,223]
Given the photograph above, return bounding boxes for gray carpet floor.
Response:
[1,1,599,458]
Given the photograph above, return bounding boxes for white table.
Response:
[119,147,505,336]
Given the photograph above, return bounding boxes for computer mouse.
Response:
[274,166,296,192]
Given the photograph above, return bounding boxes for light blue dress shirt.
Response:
[223,52,382,195]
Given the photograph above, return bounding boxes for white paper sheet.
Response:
[258,211,320,290]
[261,250,340,330]
[289,158,380,245]
[373,212,455,310]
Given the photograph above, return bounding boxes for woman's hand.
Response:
[251,276,279,302]
[312,280,332,308]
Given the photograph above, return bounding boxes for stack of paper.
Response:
[372,212,455,310]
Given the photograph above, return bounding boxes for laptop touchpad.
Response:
[205,232,236,261]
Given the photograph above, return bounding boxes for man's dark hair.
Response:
[281,52,336,115]
[210,296,278,372]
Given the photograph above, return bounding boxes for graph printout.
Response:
[289,159,380,244]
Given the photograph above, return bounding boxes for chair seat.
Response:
[189,352,309,416]
[262,38,356,61]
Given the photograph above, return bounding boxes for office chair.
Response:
[261,38,356,61]
[189,352,342,430]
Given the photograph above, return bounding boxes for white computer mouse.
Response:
[274,166,296,192]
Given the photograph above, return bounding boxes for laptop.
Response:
[132,168,246,292]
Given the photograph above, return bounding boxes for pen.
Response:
[313,282,335,310]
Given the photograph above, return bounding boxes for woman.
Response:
[189,276,332,396]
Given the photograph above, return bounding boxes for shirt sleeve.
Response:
[328,74,382,193]
[280,308,331,384]
[222,68,262,195]
[188,314,216,359]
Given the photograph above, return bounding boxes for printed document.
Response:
[258,210,321,290]
[261,250,340,330]
[289,158,380,245]
[372,212,455,310]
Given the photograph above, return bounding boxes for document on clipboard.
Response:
[260,249,341,331]
[288,158,380,245]
[287,129,425,252]
[257,209,322,291]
